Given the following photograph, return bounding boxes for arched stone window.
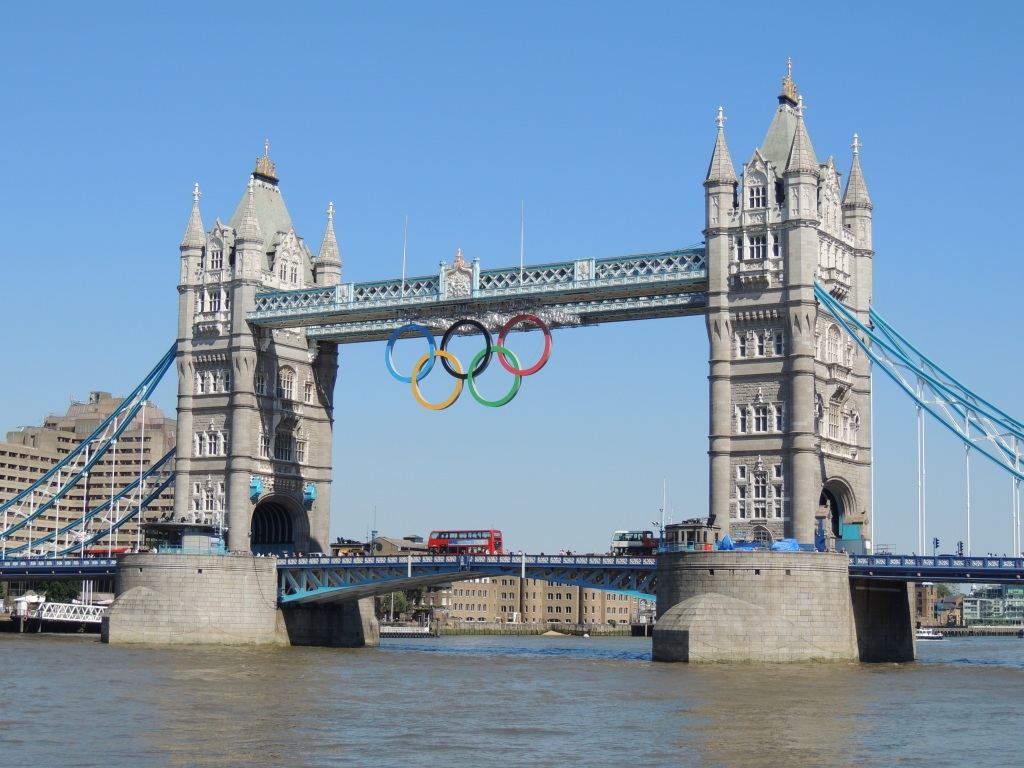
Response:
[277,367,295,400]
[826,325,841,363]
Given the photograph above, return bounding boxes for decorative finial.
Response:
[327,202,335,222]
[254,141,278,181]
[780,58,798,103]
[454,248,465,266]
[797,95,807,115]
[192,183,201,203]
[248,175,255,195]
[851,133,862,156]
[715,106,727,130]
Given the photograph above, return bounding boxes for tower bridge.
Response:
[4,64,1023,661]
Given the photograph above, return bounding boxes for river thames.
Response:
[1,633,1022,767]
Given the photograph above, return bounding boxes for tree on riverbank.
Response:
[34,580,79,604]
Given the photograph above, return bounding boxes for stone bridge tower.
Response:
[173,146,341,554]
[704,64,874,551]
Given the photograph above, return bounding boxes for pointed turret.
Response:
[785,97,819,174]
[179,183,205,289]
[316,202,343,286]
[842,134,872,208]
[181,183,206,249]
[706,107,737,183]
[237,176,263,244]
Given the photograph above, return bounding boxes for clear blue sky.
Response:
[2,2,1022,556]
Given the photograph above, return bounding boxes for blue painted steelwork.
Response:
[848,553,1024,583]
[0,344,178,542]
[2,449,176,557]
[277,554,658,604]
[247,248,707,343]
[0,558,118,580]
[816,282,1024,483]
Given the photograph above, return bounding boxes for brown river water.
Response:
[1,633,1022,767]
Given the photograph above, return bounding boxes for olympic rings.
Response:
[440,319,492,380]
[385,324,435,383]
[497,314,552,375]
[468,346,521,407]
[386,315,553,409]
[410,350,462,410]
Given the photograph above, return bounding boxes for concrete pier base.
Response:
[652,551,908,662]
[101,554,378,647]
[849,576,915,662]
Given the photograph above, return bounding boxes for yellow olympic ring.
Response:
[410,350,463,410]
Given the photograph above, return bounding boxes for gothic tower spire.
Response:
[706,107,737,183]
[181,183,206,249]
[843,134,872,208]
[315,202,343,286]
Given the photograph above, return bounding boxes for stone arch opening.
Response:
[251,496,304,556]
[818,479,856,551]
[751,525,774,546]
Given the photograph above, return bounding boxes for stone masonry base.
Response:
[101,554,378,647]
[652,551,912,662]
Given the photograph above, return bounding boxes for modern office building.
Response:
[1,391,176,557]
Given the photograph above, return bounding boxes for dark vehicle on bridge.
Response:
[427,530,503,555]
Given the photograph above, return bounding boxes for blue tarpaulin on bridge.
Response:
[770,538,801,551]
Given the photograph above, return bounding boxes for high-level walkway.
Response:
[247,248,708,342]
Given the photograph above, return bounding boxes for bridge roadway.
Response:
[277,554,658,603]
[3,554,1023,601]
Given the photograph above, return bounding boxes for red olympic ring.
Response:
[496,314,552,376]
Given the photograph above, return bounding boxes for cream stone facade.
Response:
[705,63,874,550]
[423,576,650,625]
[174,147,342,555]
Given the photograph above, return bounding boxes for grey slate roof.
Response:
[785,110,819,174]
[317,206,342,267]
[180,186,206,249]
[843,153,872,207]
[706,126,737,182]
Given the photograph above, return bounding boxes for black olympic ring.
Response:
[440,319,492,380]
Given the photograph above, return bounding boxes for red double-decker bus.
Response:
[427,530,503,555]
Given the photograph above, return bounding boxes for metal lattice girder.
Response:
[277,554,657,604]
[37,602,107,623]
[247,248,708,343]
[0,558,118,580]
[848,554,1024,583]
[815,282,1024,483]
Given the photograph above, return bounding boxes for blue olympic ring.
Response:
[385,324,436,383]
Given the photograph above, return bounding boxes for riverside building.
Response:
[423,577,650,625]
[1,391,176,557]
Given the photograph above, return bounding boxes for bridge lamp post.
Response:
[28,493,34,558]
[652,521,663,552]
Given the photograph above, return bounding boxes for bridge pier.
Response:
[652,551,912,663]
[849,577,915,662]
[102,554,377,647]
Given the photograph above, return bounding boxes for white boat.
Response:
[916,627,945,641]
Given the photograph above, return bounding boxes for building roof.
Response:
[180,183,206,249]
[706,107,737,183]
[843,139,873,207]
